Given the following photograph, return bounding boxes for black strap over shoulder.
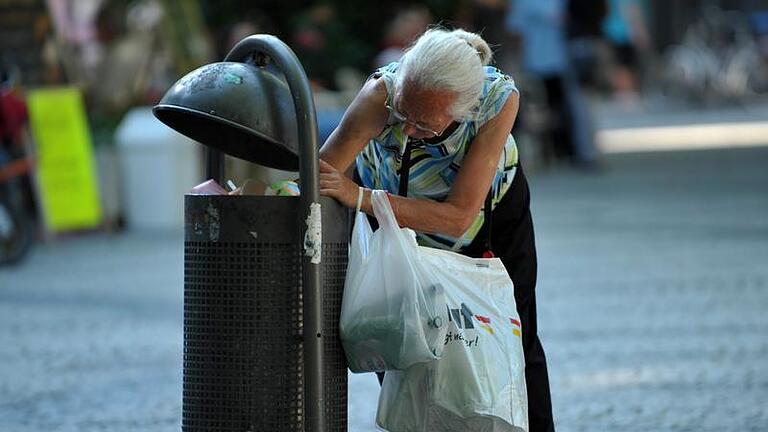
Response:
[367,70,384,82]
[484,190,493,254]
[398,137,494,255]
[398,138,416,196]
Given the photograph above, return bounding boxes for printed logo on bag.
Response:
[447,303,475,330]
[509,317,522,337]
[474,314,494,335]
[444,303,523,347]
[445,303,479,347]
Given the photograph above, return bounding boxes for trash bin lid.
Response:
[153,62,300,171]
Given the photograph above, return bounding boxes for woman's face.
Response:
[392,82,457,139]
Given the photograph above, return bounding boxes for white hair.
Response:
[394,28,493,121]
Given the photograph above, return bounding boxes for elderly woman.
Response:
[319,28,555,431]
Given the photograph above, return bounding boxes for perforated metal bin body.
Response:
[183,194,349,432]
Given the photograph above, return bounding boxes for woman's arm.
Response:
[319,77,389,172]
[321,92,520,238]
[387,93,519,237]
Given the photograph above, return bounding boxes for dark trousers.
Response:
[372,166,555,431]
[542,75,575,162]
[463,166,556,432]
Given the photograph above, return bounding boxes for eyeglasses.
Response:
[385,103,447,138]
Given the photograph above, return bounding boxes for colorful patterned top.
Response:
[355,62,520,251]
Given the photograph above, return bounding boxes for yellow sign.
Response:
[27,88,102,232]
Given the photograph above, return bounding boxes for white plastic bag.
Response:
[340,190,449,373]
[371,197,529,432]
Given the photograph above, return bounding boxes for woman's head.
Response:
[392,27,492,136]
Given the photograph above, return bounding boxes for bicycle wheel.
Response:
[0,198,32,265]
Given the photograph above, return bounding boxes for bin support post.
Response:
[223,35,324,432]
[205,148,224,183]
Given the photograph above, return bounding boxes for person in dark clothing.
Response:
[507,0,579,165]
[567,0,608,87]
[560,0,609,167]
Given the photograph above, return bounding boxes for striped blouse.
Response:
[355,62,520,251]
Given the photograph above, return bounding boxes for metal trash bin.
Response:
[154,35,348,432]
[182,195,348,431]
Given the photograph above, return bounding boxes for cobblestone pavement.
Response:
[1,147,767,431]
[533,148,768,432]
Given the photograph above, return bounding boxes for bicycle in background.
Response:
[662,5,768,105]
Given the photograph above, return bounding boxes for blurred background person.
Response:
[372,5,432,68]
[506,0,602,170]
[506,0,580,169]
[564,0,608,169]
[0,64,27,163]
[566,0,608,89]
[603,0,652,104]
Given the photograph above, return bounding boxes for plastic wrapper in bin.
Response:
[340,191,449,372]
[375,220,529,431]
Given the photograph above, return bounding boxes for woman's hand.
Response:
[319,159,359,208]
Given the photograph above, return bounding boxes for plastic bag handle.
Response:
[371,190,401,233]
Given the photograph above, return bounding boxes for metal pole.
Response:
[224,35,324,432]
[205,148,224,183]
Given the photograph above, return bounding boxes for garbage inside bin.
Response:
[190,179,228,195]
[190,178,301,197]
